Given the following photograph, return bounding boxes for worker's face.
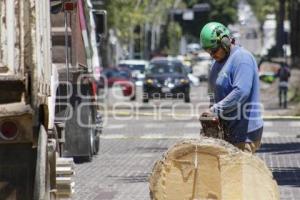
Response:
[206,47,227,62]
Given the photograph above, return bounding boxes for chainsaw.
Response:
[199,112,225,140]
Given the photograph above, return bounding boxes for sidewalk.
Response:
[261,69,300,118]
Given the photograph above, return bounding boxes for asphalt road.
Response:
[70,85,300,200]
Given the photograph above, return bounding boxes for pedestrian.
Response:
[276,62,290,108]
[200,22,263,153]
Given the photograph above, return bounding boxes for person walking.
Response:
[200,22,263,153]
[276,62,290,108]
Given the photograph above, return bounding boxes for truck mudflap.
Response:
[0,182,16,199]
[0,144,36,199]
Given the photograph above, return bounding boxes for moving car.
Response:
[143,57,190,103]
[119,59,149,86]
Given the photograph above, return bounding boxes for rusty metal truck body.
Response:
[0,0,56,199]
[51,0,104,161]
[0,0,105,198]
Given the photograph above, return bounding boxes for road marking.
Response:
[101,133,200,140]
[185,122,200,128]
[264,122,273,127]
[289,122,300,127]
[144,124,165,128]
[100,134,128,139]
[104,124,126,129]
[183,133,200,139]
[140,134,165,139]
[263,132,280,138]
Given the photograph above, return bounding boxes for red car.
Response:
[100,68,136,100]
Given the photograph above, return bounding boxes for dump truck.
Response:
[51,0,106,162]
[0,0,106,199]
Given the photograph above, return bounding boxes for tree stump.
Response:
[149,137,279,200]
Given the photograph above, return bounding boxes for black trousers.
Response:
[279,86,288,108]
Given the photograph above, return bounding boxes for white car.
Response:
[119,59,149,86]
[193,51,212,82]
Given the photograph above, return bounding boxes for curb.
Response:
[263,116,300,121]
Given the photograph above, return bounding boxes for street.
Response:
[70,2,300,198]
[71,85,300,200]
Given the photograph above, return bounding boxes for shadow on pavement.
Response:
[257,142,300,155]
[272,167,300,187]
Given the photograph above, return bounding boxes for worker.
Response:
[276,62,291,109]
[200,22,263,153]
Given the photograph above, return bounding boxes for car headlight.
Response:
[175,78,189,84]
[145,79,154,84]
[180,79,189,84]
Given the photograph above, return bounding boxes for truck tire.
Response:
[94,135,100,155]
[72,100,94,163]
[34,125,54,200]
[0,144,36,199]
[184,91,190,103]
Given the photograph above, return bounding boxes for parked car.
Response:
[100,68,136,100]
[118,59,149,86]
[143,57,190,103]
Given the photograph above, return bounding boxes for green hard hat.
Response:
[200,22,231,49]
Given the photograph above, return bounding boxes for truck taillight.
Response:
[64,2,75,11]
[0,121,18,140]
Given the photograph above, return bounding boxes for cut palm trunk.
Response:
[149,137,279,200]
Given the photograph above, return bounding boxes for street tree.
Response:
[289,0,300,69]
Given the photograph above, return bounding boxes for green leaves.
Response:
[248,0,278,24]
[104,0,178,43]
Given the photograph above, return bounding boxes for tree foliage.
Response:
[167,21,182,55]
[177,0,238,40]
[104,0,177,44]
[247,0,278,24]
[103,0,239,56]
[183,0,238,25]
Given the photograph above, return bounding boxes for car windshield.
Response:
[147,62,184,74]
[104,70,130,79]
[119,64,146,73]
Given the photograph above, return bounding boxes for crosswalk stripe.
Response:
[140,134,164,139]
[183,133,200,139]
[101,134,128,139]
[104,124,126,129]
[101,133,200,140]
[101,131,292,140]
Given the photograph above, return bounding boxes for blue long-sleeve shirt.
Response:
[208,46,263,143]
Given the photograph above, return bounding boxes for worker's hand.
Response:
[200,109,218,122]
